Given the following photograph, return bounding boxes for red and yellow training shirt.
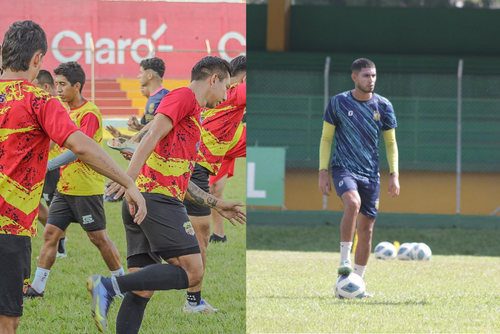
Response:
[48,97,70,160]
[197,83,246,175]
[136,87,202,201]
[57,101,105,196]
[0,79,78,237]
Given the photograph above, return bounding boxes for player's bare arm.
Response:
[105,125,132,139]
[388,172,400,197]
[185,181,246,226]
[63,130,146,223]
[318,169,332,197]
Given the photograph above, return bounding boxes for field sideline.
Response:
[21,145,246,334]
[247,225,500,333]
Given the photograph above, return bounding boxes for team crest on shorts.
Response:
[373,110,381,121]
[375,198,379,210]
[183,221,195,236]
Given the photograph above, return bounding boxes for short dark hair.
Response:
[140,57,165,78]
[351,58,376,73]
[191,56,232,82]
[230,55,246,78]
[54,62,86,93]
[1,20,48,72]
[36,69,55,88]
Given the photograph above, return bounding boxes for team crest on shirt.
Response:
[184,221,195,236]
[373,110,381,121]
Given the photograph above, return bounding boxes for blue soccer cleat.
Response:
[86,275,114,332]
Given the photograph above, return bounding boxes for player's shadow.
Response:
[247,225,500,257]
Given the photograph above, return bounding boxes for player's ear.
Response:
[31,52,43,68]
[241,74,246,83]
[210,73,218,88]
[351,72,357,83]
[74,82,81,93]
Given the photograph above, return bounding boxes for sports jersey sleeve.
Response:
[383,129,399,174]
[382,102,397,131]
[236,83,246,108]
[37,98,79,146]
[319,121,336,170]
[79,113,100,138]
[155,89,193,127]
[323,97,339,126]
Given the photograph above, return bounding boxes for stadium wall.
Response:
[1,1,245,79]
[248,4,500,56]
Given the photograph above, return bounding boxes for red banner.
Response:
[1,0,246,79]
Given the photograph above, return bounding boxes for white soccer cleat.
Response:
[182,299,218,314]
[338,260,353,276]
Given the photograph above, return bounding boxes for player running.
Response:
[24,61,128,298]
[318,58,400,295]
[89,56,245,333]
[0,20,146,334]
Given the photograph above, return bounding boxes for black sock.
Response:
[187,291,201,305]
[116,292,150,334]
[116,264,189,293]
[58,238,65,253]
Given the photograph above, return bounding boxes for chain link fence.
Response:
[248,53,500,215]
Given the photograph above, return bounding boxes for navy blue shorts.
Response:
[331,166,380,218]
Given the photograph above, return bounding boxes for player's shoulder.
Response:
[16,80,52,101]
[373,93,393,108]
[75,100,102,117]
[331,90,351,102]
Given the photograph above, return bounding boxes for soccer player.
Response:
[88,56,245,333]
[209,122,246,242]
[0,20,146,334]
[181,55,246,310]
[24,61,127,298]
[32,70,69,257]
[318,58,400,295]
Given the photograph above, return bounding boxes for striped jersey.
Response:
[324,91,397,181]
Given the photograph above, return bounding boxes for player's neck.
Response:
[147,81,163,95]
[187,81,208,107]
[351,89,373,102]
[0,68,36,82]
[68,95,86,109]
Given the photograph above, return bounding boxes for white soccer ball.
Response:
[397,242,417,260]
[335,273,366,299]
[374,241,397,260]
[412,243,432,261]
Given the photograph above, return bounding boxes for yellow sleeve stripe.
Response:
[0,126,38,142]
[382,129,399,174]
[0,172,44,215]
[319,121,336,170]
[227,123,244,151]
[202,105,236,119]
[145,152,192,178]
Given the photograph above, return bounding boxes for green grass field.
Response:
[20,146,246,334]
[247,226,500,333]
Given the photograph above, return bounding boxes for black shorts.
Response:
[0,234,31,317]
[183,164,211,217]
[123,193,200,265]
[42,168,60,206]
[47,192,106,232]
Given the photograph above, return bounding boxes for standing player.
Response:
[182,55,246,311]
[209,121,246,242]
[0,20,146,334]
[318,58,400,293]
[32,69,69,258]
[24,62,127,298]
[88,56,245,333]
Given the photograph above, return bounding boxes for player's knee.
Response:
[344,195,361,212]
[87,231,109,247]
[42,226,61,244]
[132,290,155,299]
[210,184,223,198]
[185,267,203,287]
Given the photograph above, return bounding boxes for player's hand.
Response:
[318,169,332,196]
[120,151,133,161]
[215,202,246,226]
[124,186,146,224]
[105,125,121,138]
[127,116,142,131]
[388,173,400,197]
[105,180,126,200]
